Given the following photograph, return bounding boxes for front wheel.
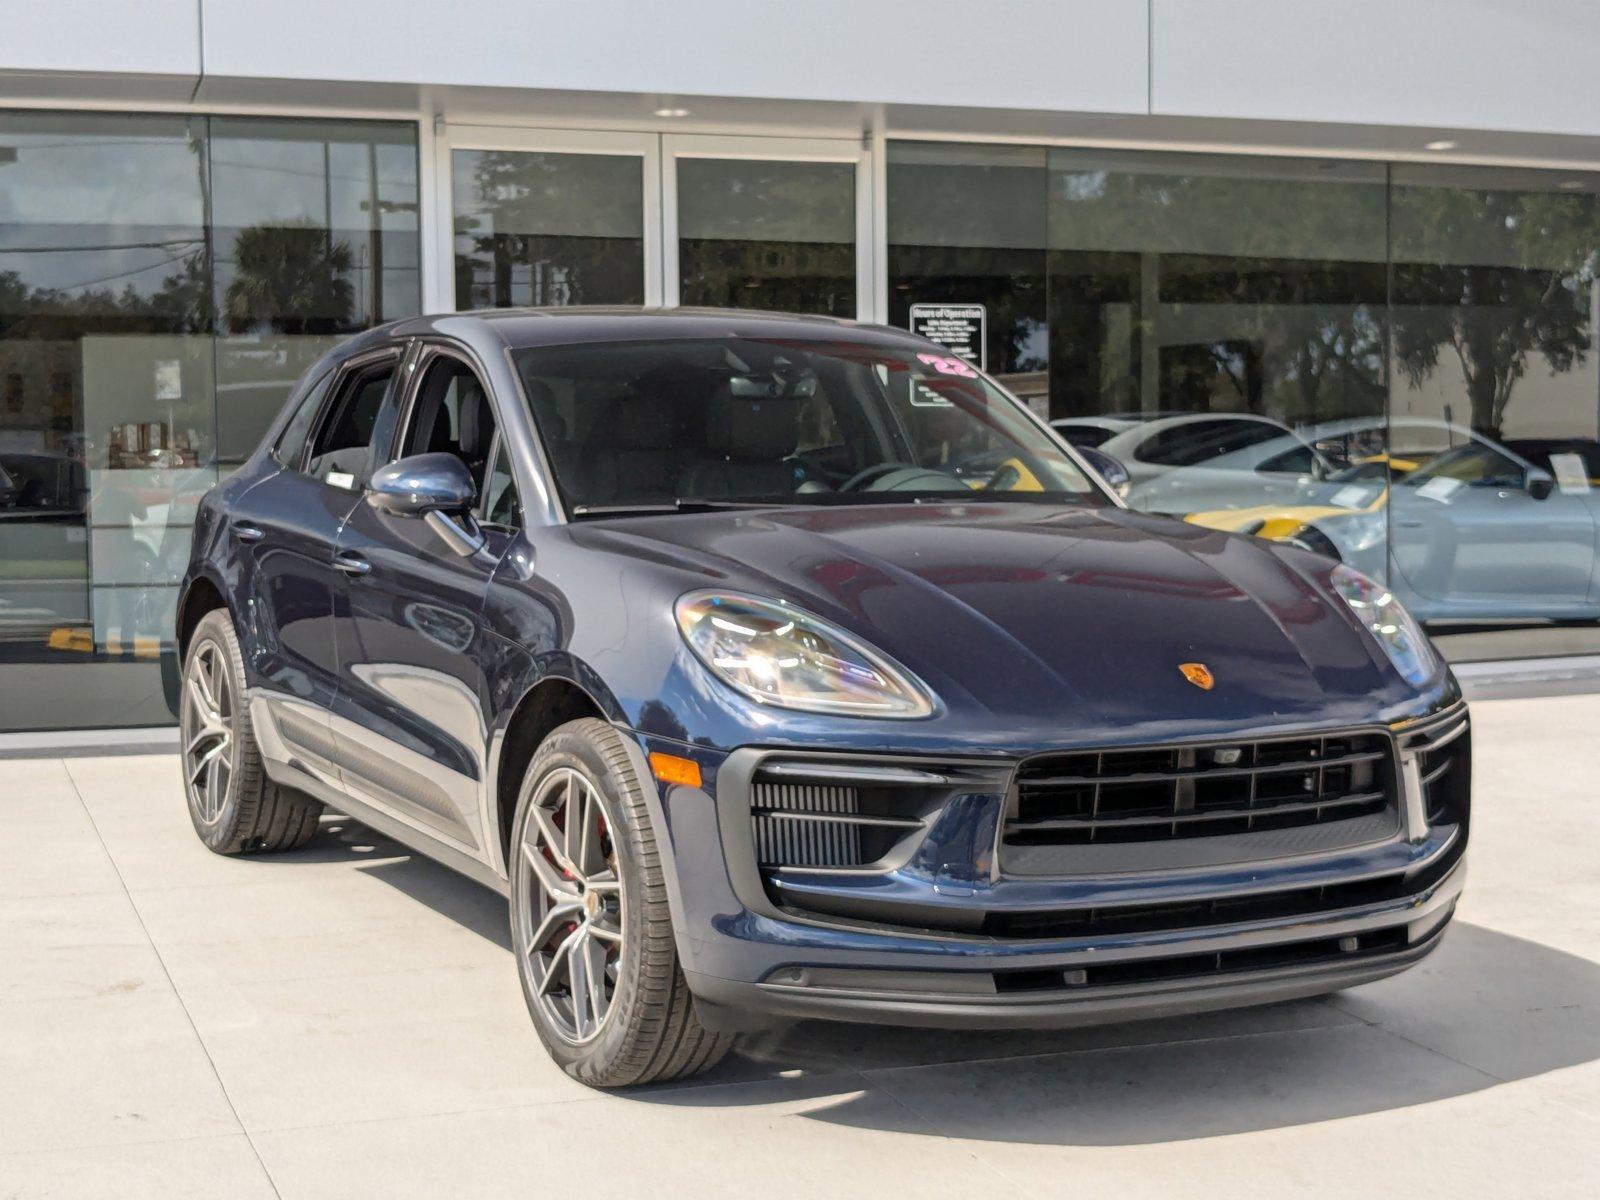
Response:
[508,718,733,1087]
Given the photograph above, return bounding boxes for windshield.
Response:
[510,337,1106,515]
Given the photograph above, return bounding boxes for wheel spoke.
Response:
[186,674,219,728]
[531,801,576,877]
[587,919,621,945]
[521,839,577,901]
[563,776,585,876]
[537,931,576,998]
[195,650,220,715]
[567,929,597,1039]
[580,934,608,1029]
[527,899,581,952]
[203,756,223,819]
[188,738,227,786]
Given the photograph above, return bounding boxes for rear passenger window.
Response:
[306,363,396,487]
[274,369,334,467]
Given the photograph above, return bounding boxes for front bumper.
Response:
[634,702,1470,1032]
[686,857,1460,1030]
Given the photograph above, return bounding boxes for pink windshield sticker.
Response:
[916,352,976,378]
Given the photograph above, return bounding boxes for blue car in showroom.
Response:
[175,308,1470,1087]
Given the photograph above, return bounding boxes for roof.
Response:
[379,306,925,353]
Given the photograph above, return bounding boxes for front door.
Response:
[329,345,517,856]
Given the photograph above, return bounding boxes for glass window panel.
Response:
[676,157,855,317]
[0,112,419,732]
[209,117,421,467]
[452,149,645,309]
[1389,165,1600,645]
[1041,150,1391,591]
[0,111,210,730]
[887,143,1049,411]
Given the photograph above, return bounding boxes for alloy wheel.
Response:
[516,767,625,1045]
[181,641,235,824]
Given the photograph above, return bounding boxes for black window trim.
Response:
[390,340,498,465]
[475,427,522,532]
[289,344,407,479]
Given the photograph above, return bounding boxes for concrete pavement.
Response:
[2,694,1598,1198]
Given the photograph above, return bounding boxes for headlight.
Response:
[675,592,937,718]
[1329,564,1438,686]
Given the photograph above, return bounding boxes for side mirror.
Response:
[368,452,476,516]
[1527,470,1555,501]
[367,453,485,556]
[1076,445,1132,500]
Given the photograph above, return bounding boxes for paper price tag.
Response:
[1549,452,1590,494]
[1416,476,1464,502]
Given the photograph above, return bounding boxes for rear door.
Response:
[328,344,518,857]
[232,346,404,787]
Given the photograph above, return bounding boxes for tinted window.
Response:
[1053,423,1115,448]
[1259,445,1318,475]
[306,364,394,485]
[511,337,1103,512]
[402,355,498,494]
[1136,420,1284,467]
[479,438,521,529]
[274,369,335,466]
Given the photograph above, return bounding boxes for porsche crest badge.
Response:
[1179,662,1215,690]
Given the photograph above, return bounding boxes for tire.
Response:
[179,608,323,855]
[508,718,733,1088]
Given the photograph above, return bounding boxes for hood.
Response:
[583,502,1412,735]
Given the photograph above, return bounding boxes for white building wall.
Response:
[3,1,1600,142]
[1152,0,1600,137]
[0,0,199,77]
[197,0,1150,114]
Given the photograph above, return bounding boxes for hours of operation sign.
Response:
[909,303,986,370]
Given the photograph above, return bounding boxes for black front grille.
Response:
[1006,729,1396,847]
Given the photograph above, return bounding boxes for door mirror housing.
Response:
[1076,445,1132,500]
[367,453,486,556]
[1527,469,1555,501]
[368,453,476,517]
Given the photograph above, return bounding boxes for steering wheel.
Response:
[837,462,919,492]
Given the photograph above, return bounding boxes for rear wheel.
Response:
[180,609,323,855]
[509,718,733,1087]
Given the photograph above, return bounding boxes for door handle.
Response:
[333,552,371,576]
[233,521,265,543]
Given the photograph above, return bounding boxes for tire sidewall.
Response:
[509,722,655,1078]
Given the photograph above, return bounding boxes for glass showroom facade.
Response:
[4,109,1600,731]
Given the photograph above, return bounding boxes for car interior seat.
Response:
[679,390,804,500]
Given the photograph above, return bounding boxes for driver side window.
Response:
[402,352,500,497]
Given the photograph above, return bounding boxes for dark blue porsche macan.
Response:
[176,308,1469,1087]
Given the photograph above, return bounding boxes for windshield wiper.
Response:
[569,498,780,519]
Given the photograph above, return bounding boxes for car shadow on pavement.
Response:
[639,922,1600,1143]
[321,821,1600,1143]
